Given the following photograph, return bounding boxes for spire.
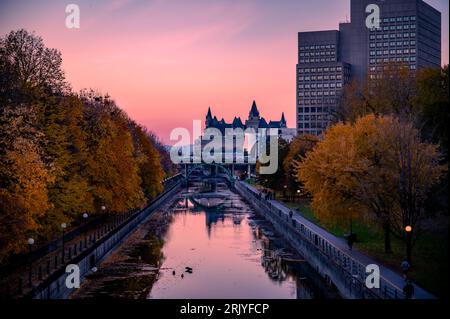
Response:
[206,106,212,119]
[281,112,286,124]
[249,100,259,117]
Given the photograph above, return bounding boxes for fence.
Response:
[0,175,182,299]
[235,181,406,299]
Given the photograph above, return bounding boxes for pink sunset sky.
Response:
[1,0,448,144]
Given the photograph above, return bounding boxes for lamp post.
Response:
[297,189,301,202]
[27,238,34,287]
[405,225,412,264]
[83,213,89,248]
[61,223,67,262]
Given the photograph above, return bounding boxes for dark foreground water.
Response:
[74,183,339,299]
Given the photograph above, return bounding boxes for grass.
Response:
[281,198,449,298]
[246,181,449,298]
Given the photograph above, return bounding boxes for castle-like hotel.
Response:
[204,100,296,141]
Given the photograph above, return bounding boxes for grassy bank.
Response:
[281,199,448,298]
[245,180,448,298]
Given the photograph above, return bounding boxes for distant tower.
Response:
[280,112,287,128]
[245,100,261,129]
[205,106,212,127]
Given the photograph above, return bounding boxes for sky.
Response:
[1,0,448,144]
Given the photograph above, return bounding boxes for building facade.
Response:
[296,0,441,135]
[205,100,297,142]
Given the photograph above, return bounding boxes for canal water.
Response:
[73,182,339,299]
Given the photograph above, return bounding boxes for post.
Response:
[27,238,34,288]
[61,223,67,263]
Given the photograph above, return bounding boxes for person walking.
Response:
[401,259,411,278]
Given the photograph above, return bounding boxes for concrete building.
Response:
[296,0,441,135]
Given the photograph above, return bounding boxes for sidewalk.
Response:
[241,181,435,299]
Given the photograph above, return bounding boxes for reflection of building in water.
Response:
[295,277,315,299]
[204,211,225,237]
[260,239,288,282]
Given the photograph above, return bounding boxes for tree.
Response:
[415,66,449,157]
[257,138,289,194]
[0,104,53,262]
[297,115,445,257]
[282,134,318,197]
[0,29,68,95]
[130,122,164,199]
[336,62,416,123]
[81,91,145,213]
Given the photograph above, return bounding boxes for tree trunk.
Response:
[383,220,392,254]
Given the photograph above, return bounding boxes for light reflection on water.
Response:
[147,194,328,299]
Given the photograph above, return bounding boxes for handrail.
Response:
[235,181,405,299]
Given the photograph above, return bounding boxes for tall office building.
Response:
[296,0,441,135]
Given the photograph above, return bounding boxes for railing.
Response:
[235,181,404,299]
[0,174,183,299]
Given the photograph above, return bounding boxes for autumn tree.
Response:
[336,62,416,123]
[81,91,146,213]
[297,115,445,257]
[257,138,289,193]
[0,29,68,94]
[130,122,164,199]
[0,104,53,262]
[282,134,318,197]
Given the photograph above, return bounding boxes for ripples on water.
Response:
[74,183,339,299]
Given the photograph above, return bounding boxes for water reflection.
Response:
[74,182,339,299]
[148,184,337,299]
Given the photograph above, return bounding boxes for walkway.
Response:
[240,181,435,299]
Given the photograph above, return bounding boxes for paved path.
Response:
[241,182,435,299]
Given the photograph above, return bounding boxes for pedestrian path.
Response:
[241,182,435,299]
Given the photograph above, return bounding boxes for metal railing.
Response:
[236,181,404,299]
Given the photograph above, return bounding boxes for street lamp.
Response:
[27,238,34,287]
[83,213,89,248]
[61,223,67,262]
[405,225,412,263]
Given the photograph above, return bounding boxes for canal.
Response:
[72,182,339,299]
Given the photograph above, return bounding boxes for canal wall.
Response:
[31,182,181,299]
[235,181,411,299]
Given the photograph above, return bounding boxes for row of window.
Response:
[298,114,331,121]
[299,66,343,73]
[299,90,341,97]
[299,44,336,51]
[299,82,343,89]
[300,51,335,57]
[369,67,417,79]
[370,57,417,64]
[299,98,337,105]
[298,106,331,113]
[370,40,416,48]
[299,74,343,81]
[298,129,323,136]
[299,57,337,63]
[370,49,417,56]
[371,24,416,32]
[369,32,416,40]
[298,122,328,129]
[381,16,416,23]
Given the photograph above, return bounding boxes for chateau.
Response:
[205,100,296,142]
